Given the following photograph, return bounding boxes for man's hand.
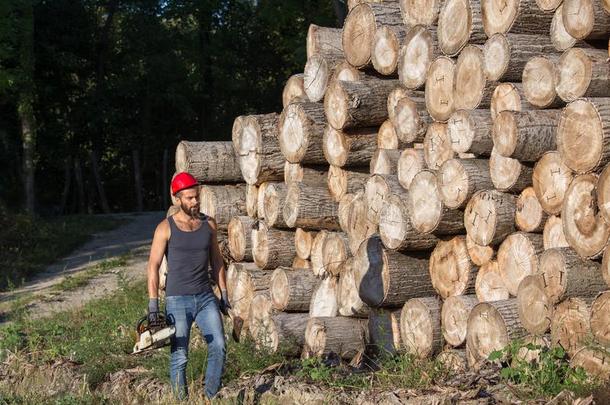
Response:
[219,289,231,316]
[148,297,161,326]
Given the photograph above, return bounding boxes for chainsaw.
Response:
[132,313,176,355]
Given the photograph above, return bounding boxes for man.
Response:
[146,172,231,400]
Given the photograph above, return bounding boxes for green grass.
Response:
[51,255,129,293]
[0,213,125,291]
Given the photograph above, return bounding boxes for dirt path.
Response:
[0,211,163,323]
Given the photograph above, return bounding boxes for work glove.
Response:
[219,289,231,316]
[148,298,161,326]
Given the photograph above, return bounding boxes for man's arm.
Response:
[147,220,169,300]
[207,217,227,291]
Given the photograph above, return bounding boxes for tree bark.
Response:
[199,184,247,225]
[228,216,255,262]
[283,183,341,231]
[497,232,544,296]
[323,126,378,168]
[465,190,517,246]
[447,109,494,156]
[430,236,478,298]
[442,295,478,347]
[556,48,610,102]
[176,141,243,183]
[251,221,296,269]
[307,24,343,59]
[270,266,319,312]
[279,102,327,164]
[283,162,327,186]
[562,0,610,40]
[393,93,430,143]
[303,317,368,360]
[400,297,444,358]
[481,0,554,36]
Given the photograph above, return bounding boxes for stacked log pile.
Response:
[170,0,610,380]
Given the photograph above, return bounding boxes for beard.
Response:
[180,202,200,218]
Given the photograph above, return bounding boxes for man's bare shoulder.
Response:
[206,216,218,231]
[154,218,170,239]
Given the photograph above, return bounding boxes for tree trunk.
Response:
[365,174,405,226]
[236,114,284,185]
[377,120,409,150]
[325,78,400,130]
[322,231,350,276]
[304,53,344,103]
[397,148,426,190]
[597,163,610,225]
[368,308,402,356]
[532,151,574,216]
[424,123,456,171]
[481,0,554,36]
[370,148,401,175]
[295,228,317,260]
[279,102,327,164]
[590,291,610,347]
[323,126,378,168]
[562,0,610,40]
[246,184,258,218]
[283,162,327,186]
[228,216,255,262]
[339,191,378,254]
[438,0,486,57]
[398,26,439,90]
[292,256,312,270]
[489,148,534,193]
[132,149,144,212]
[199,184,247,225]
[516,274,553,334]
[74,158,86,214]
[353,236,435,307]
[307,24,343,59]
[176,141,242,183]
[550,5,579,51]
[387,87,421,130]
[465,190,517,246]
[337,257,370,317]
[59,157,72,214]
[231,263,271,322]
[551,297,592,356]
[309,276,339,317]
[393,94,430,143]
[490,82,530,121]
[379,193,439,251]
[282,74,309,108]
[270,266,319,312]
[303,317,368,360]
[493,110,560,162]
[438,158,493,209]
[556,48,610,102]
[400,297,444,358]
[466,299,527,368]
[475,260,509,302]
[454,45,494,111]
[311,230,330,277]
[251,221,296,269]
[327,165,368,202]
[515,187,549,233]
[90,149,110,213]
[497,232,544,296]
[562,174,610,259]
[333,60,365,81]
[425,56,456,122]
[603,244,610,288]
[447,109,494,156]
[342,2,403,68]
[442,295,478,347]
[571,347,610,380]
[467,233,495,267]
[522,55,563,108]
[407,170,465,235]
[430,236,478,298]
[399,0,442,27]
[283,183,340,231]
[543,215,569,249]
[262,182,289,228]
[372,25,407,75]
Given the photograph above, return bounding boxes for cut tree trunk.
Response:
[516,274,553,334]
[293,256,312,270]
[307,24,343,59]
[323,126,378,168]
[303,53,343,103]
[372,25,407,75]
[397,148,426,190]
[232,264,272,323]
[484,33,558,82]
[438,158,493,209]
[407,170,465,235]
[379,193,439,251]
[453,45,494,111]
[333,59,364,81]
[598,163,610,225]
[562,173,610,259]
[442,295,478,347]
[556,48,610,102]
[571,347,610,380]
[337,257,370,317]
[492,110,560,162]
[465,189,517,246]
[311,230,330,277]
[282,74,309,108]
[536,0,562,12]
[398,26,439,90]
[603,244,610,287]
[400,297,444,358]
[425,56,456,122]
[262,182,289,228]
[424,122,455,170]
[283,183,341,231]
[353,236,435,307]
[489,148,533,193]
[303,317,368,360]
[387,86,412,128]
[466,299,527,368]
[251,221,296,269]
[175,141,242,183]
[522,55,562,109]
[270,266,320,312]
[497,232,544,296]
[562,0,610,40]
[550,5,579,51]
[246,184,258,218]
[447,109,494,156]
[228,216,255,262]
[283,162,327,186]
[475,260,510,302]
[325,78,400,130]
[340,191,378,255]
[399,0,442,27]
[467,233,495,267]
[295,228,317,260]
[309,276,339,317]
[393,93,430,143]
[365,174,405,226]
[321,231,350,276]
[590,291,610,347]
[237,113,284,185]
[551,297,592,356]
[515,187,549,233]
[429,236,478,298]
[377,120,409,150]
[256,182,272,220]
[437,0,486,57]
[279,102,327,165]
[370,148,401,175]
[532,151,574,215]
[490,82,530,121]
[250,300,309,355]
[543,215,569,249]
[481,0,553,37]
[539,247,605,304]
[199,184,247,225]
[232,115,246,154]
[437,349,468,372]
[368,308,402,356]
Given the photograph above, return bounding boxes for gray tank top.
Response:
[165,215,213,297]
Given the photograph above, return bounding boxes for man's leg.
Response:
[194,291,226,399]
[166,295,194,400]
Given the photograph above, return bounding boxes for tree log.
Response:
[228,216,255,262]
[399,0,442,27]
[437,0,486,57]
[562,0,610,40]
[353,236,435,307]
[430,236,478,298]
[532,151,574,216]
[536,0,562,11]
[497,232,544,296]
[246,184,258,218]
[424,122,455,170]
[175,141,242,184]
[342,2,403,68]
[556,48,610,102]
[465,190,517,246]
[454,45,494,111]
[200,184,247,225]
[437,349,468,372]
[303,317,368,360]
[292,256,312,270]
[571,347,610,380]
[467,233,495,267]
[490,82,530,121]
[466,299,527,368]
[279,102,327,165]
[493,110,560,162]
[388,86,412,128]
[309,276,339,317]
[522,55,563,109]
[425,56,456,122]
[590,291,610,347]
[256,182,272,220]
[516,334,551,363]
[283,183,340,231]
[550,5,578,51]
[398,26,439,90]
[597,163,610,225]
[557,98,610,174]
[295,228,317,260]
[333,60,364,82]
[489,148,533,193]
[232,116,246,154]
[283,162,327,186]
[370,148,401,175]
[516,274,553,334]
[322,231,350,276]
[377,120,409,150]
[515,187,549,233]
[481,0,553,36]
[341,191,378,255]
[438,158,493,209]
[262,182,289,229]
[307,24,343,59]
[397,148,426,190]
[323,126,378,168]
[237,113,284,185]
[447,109,494,156]
[251,221,296,269]
[365,174,405,226]
[282,74,309,108]
[400,297,444,358]
[603,245,610,287]
[233,264,272,320]
[325,78,400,130]
[379,192,440,251]
[551,297,592,356]
[372,25,407,75]
[442,295,478,347]
[540,247,605,305]
[270,266,319,312]
[562,174,610,259]
[311,230,330,277]
[337,257,370,317]
[475,260,510,302]
[303,53,343,103]
[368,308,402,356]
[407,170,465,235]
[393,93,430,143]
[543,215,569,249]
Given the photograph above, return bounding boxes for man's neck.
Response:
[175,210,200,223]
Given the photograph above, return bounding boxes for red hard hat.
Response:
[171,172,198,195]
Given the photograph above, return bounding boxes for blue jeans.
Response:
[165,291,226,399]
